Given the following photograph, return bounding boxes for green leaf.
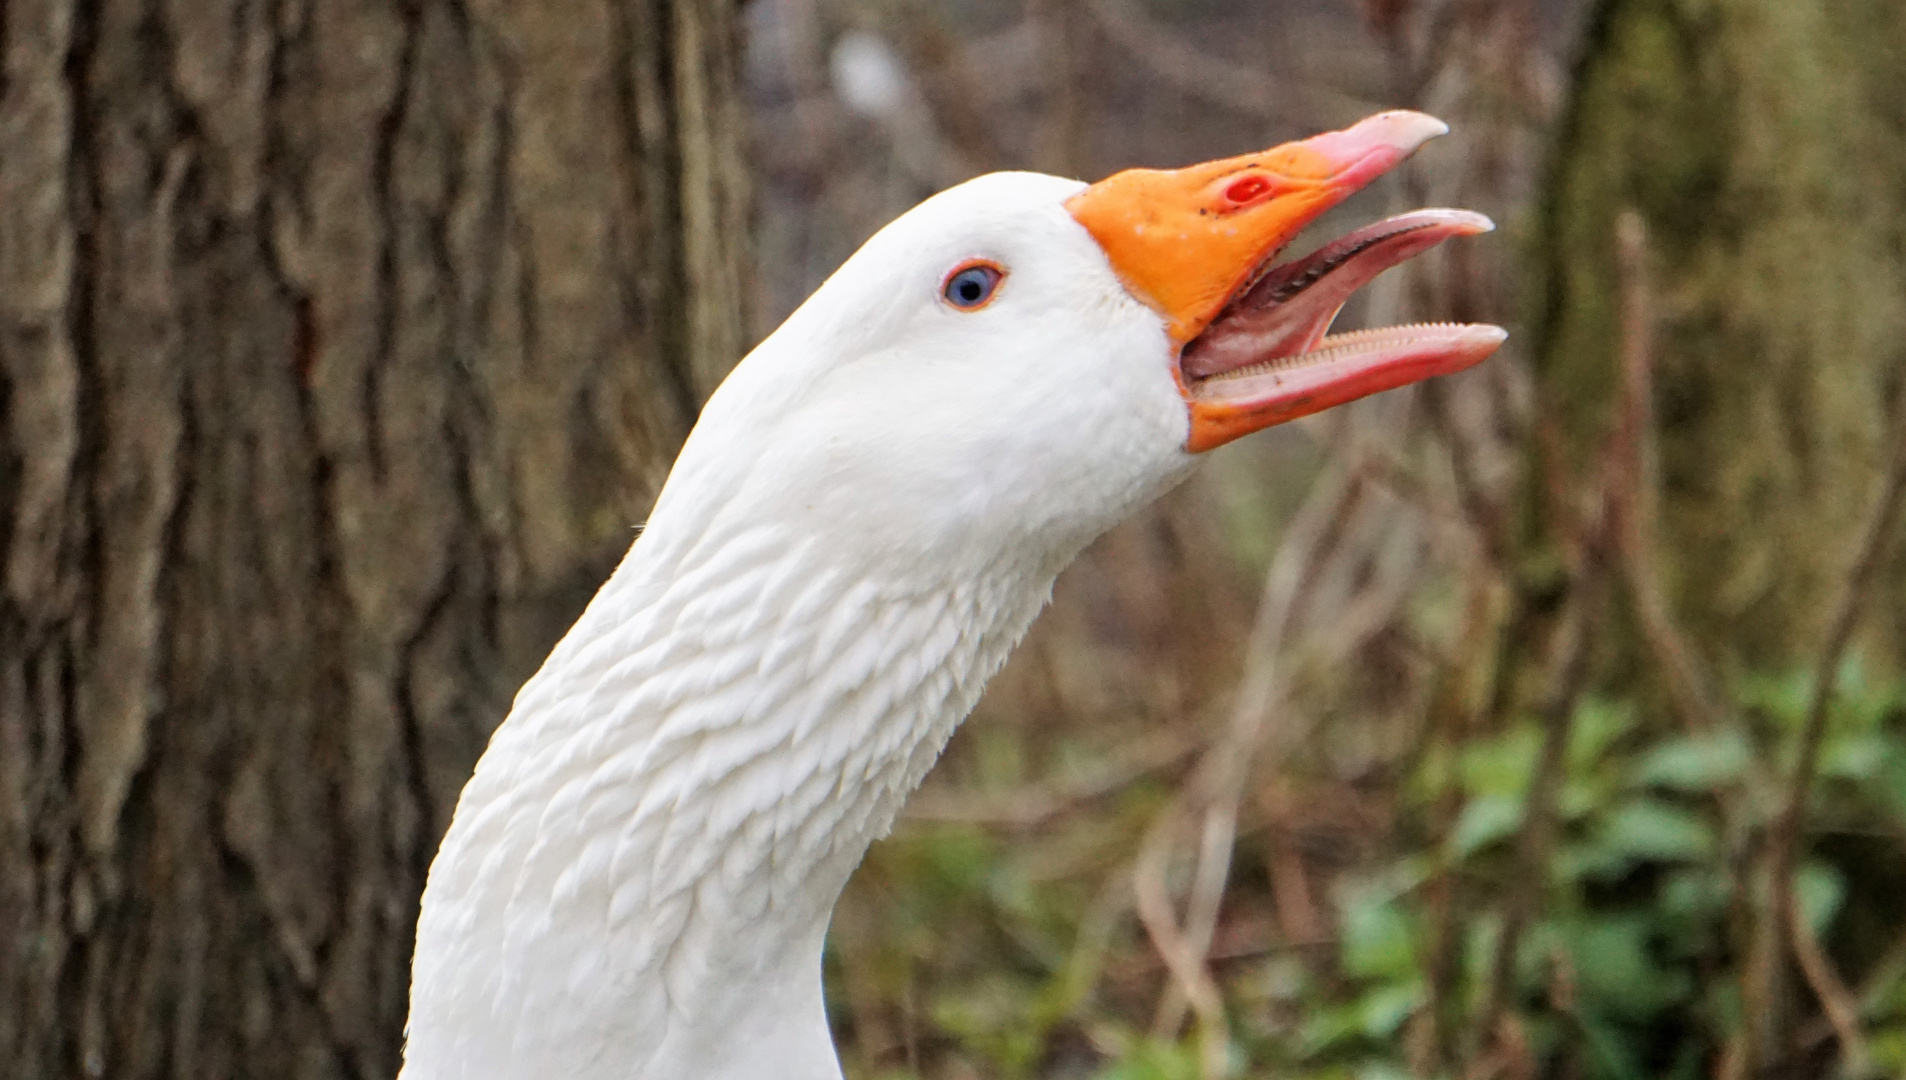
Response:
[1555,840,1634,882]
[1877,745,1906,825]
[1738,670,1812,729]
[1295,1001,1368,1058]
[1557,773,1613,823]
[1569,697,1638,770]
[1820,731,1888,780]
[1579,1013,1649,1080]
[1357,980,1423,1038]
[1339,887,1418,982]
[1870,1027,1906,1073]
[1567,916,1688,1019]
[1449,794,1524,858]
[1460,727,1542,798]
[1631,730,1753,791]
[1354,1059,1415,1080]
[1095,1037,1202,1080]
[1832,654,1871,711]
[929,972,1047,1075]
[1659,867,1732,927]
[1594,799,1715,864]
[1795,862,1846,937]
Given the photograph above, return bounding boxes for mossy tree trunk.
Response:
[1523,0,1906,1069]
[0,0,746,1076]
[1535,0,1906,671]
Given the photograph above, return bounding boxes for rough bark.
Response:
[0,0,747,1076]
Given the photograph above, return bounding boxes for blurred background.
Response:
[3,0,1904,1078]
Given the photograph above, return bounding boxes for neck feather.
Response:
[404,524,1053,1080]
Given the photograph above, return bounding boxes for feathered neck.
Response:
[402,505,1059,1080]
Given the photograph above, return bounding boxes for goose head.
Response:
[404,110,1502,1080]
[656,109,1501,585]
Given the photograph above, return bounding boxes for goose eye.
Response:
[942,262,1004,310]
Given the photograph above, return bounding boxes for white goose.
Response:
[402,111,1503,1080]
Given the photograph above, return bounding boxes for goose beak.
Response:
[1066,110,1507,452]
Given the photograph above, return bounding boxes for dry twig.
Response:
[1759,381,1906,1070]
[1134,465,1364,1077]
[905,731,1199,827]
[1788,896,1871,1077]
[1607,212,1728,735]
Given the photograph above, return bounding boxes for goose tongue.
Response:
[1172,205,1504,451]
[1181,209,1495,381]
[1064,110,1507,451]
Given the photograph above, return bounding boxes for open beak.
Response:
[1066,111,1507,452]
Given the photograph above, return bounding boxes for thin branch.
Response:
[1050,868,1136,1025]
[1264,817,1328,945]
[1133,465,1357,1076]
[1788,897,1871,1076]
[1145,455,1435,1074]
[1762,382,1906,1065]
[1608,212,1727,735]
[1133,807,1229,1074]
[1352,434,1484,560]
[1800,918,1906,1053]
[905,731,1199,827]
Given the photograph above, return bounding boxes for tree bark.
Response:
[0,0,747,1076]
[1533,0,1906,670]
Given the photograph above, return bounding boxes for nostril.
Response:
[1223,174,1274,206]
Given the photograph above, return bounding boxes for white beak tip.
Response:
[1364,110,1451,153]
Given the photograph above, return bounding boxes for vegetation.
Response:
[834,665,1906,1079]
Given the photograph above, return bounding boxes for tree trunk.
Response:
[1534,0,1906,670]
[1525,0,1906,1068]
[0,0,747,1075]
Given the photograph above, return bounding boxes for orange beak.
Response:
[1067,111,1506,452]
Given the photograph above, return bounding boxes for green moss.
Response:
[1533,0,1906,668]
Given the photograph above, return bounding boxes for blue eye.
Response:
[942,262,1004,310]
